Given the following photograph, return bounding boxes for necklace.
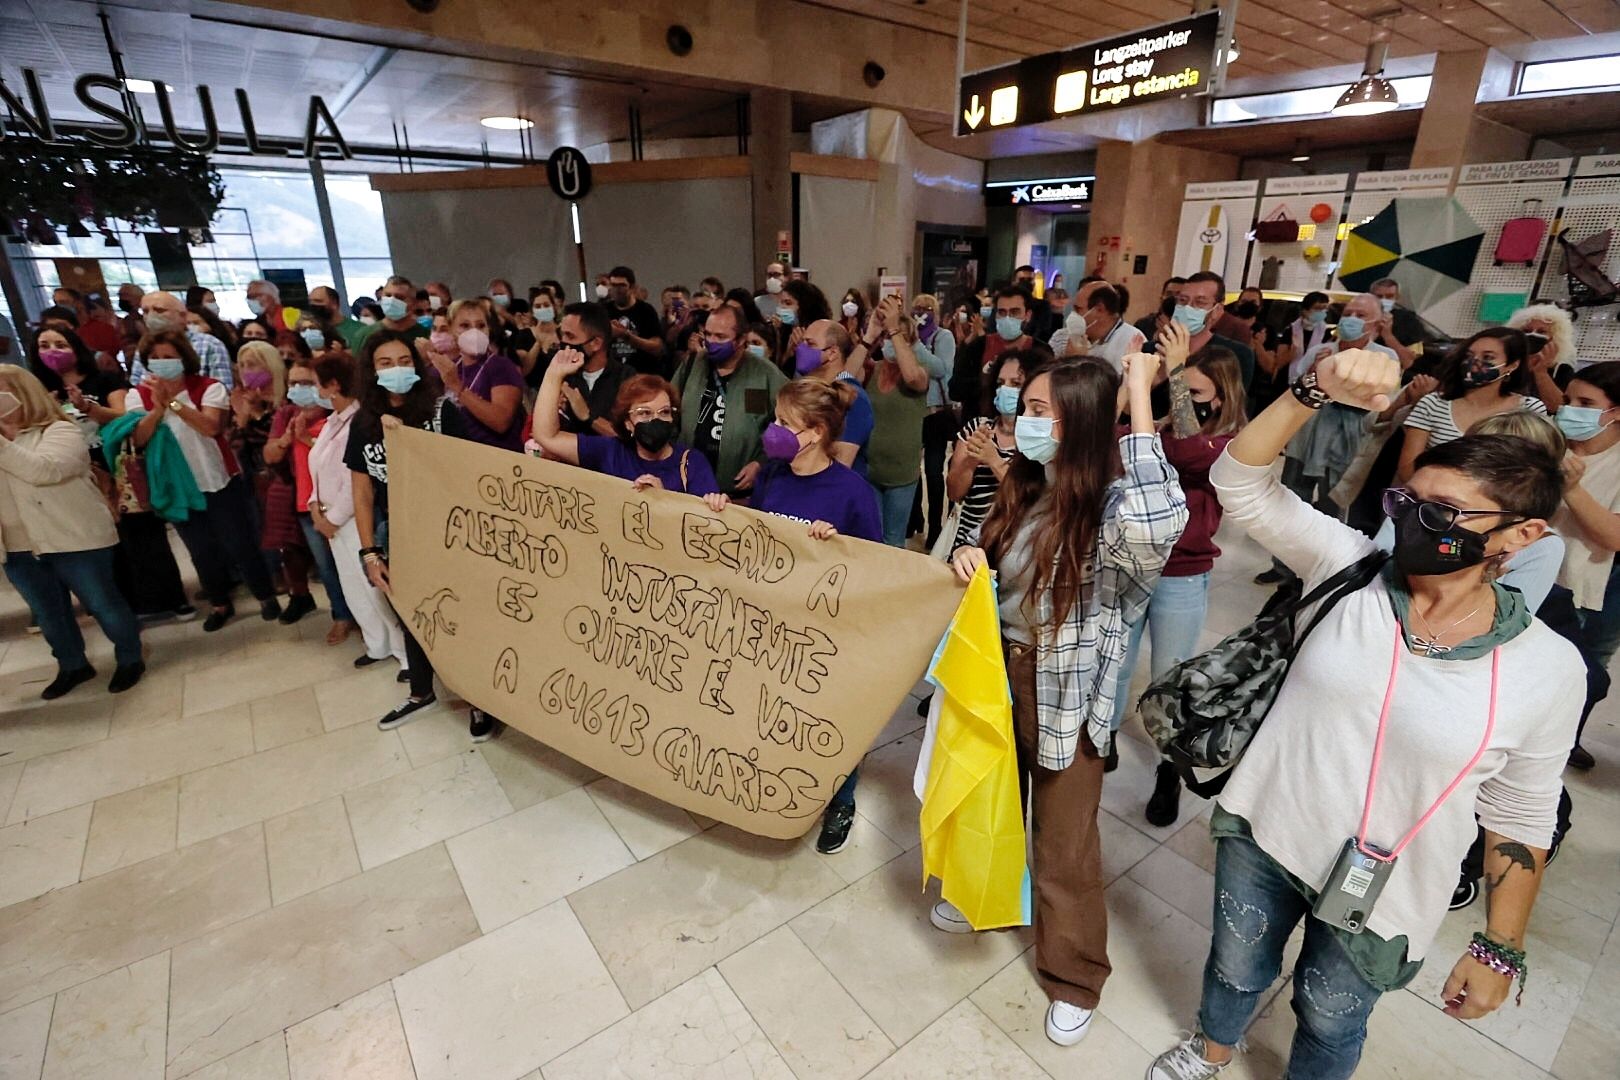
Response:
[1408,595,1485,657]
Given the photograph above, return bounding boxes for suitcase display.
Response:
[1494,199,1549,267]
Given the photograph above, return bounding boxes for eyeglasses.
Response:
[1381,488,1524,533]
[1175,294,1218,310]
[629,406,674,423]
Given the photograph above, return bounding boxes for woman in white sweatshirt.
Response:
[1149,349,1582,1080]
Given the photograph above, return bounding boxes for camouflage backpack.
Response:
[1140,552,1388,797]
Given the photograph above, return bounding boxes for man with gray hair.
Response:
[1369,277,1424,369]
[128,290,234,388]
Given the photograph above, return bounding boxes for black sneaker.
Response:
[354,654,385,668]
[1254,568,1288,585]
[202,604,235,632]
[42,665,97,700]
[108,662,146,694]
[1449,878,1479,910]
[396,669,411,683]
[1145,762,1183,827]
[916,693,931,718]
[377,693,436,731]
[1568,744,1595,770]
[278,594,317,625]
[259,597,283,621]
[1104,746,1120,773]
[171,604,198,622]
[469,708,502,743]
[816,802,856,854]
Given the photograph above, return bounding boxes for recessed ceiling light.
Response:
[480,116,535,130]
[122,78,167,95]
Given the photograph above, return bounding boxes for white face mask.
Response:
[595,284,609,300]
[765,277,783,294]
[429,295,443,311]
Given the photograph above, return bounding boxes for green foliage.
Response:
[0,137,225,230]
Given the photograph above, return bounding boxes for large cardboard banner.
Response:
[387,427,966,839]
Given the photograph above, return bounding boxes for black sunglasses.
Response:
[1381,488,1524,533]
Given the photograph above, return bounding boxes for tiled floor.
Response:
[1,521,1617,1080]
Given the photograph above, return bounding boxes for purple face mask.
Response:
[761,422,803,461]
[793,342,824,377]
[705,339,737,363]
[241,368,273,391]
[39,348,76,374]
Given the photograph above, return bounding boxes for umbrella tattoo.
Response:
[413,588,461,648]
[1484,840,1537,893]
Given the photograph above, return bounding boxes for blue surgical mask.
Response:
[376,366,420,394]
[994,385,1020,416]
[745,343,766,362]
[979,305,993,320]
[1556,405,1612,443]
[300,328,325,350]
[995,315,1024,341]
[379,296,408,320]
[535,307,555,324]
[881,339,896,360]
[1172,305,1207,335]
[148,358,185,382]
[287,384,321,408]
[246,298,264,317]
[1307,308,1327,326]
[416,315,433,328]
[492,293,510,309]
[316,393,333,409]
[1379,297,1396,314]
[777,308,797,327]
[1014,415,1059,464]
[1337,315,1366,342]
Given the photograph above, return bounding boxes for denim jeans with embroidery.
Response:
[1200,833,1381,1080]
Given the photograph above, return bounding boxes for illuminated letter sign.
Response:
[955,12,1220,136]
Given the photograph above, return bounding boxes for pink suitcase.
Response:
[1495,199,1548,266]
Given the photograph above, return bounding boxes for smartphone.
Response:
[1525,332,1549,354]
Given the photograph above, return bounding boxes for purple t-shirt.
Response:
[577,435,720,496]
[457,353,527,451]
[752,460,883,542]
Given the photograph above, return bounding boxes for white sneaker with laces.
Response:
[1044,1000,1093,1046]
[929,899,975,934]
[1147,1033,1230,1079]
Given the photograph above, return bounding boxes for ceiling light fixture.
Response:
[1226,38,1241,65]
[1334,12,1401,116]
[480,116,535,130]
[1291,138,1311,162]
[122,78,166,95]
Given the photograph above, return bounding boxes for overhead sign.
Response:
[545,145,593,201]
[957,12,1220,136]
[1458,159,1572,184]
[983,175,1095,208]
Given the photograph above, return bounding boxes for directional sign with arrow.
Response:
[962,94,986,130]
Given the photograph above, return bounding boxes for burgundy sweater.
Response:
[1163,431,1233,577]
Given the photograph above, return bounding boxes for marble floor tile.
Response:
[0,997,53,1080]
[1551,925,1620,1080]
[177,1036,289,1080]
[0,763,22,827]
[312,667,416,733]
[263,798,361,906]
[391,704,481,769]
[7,706,254,825]
[343,750,511,870]
[841,731,925,851]
[863,1000,1047,1080]
[791,847,1032,1045]
[175,723,410,846]
[543,967,792,1080]
[1164,814,1218,874]
[971,949,1156,1078]
[717,926,895,1080]
[80,778,179,879]
[106,667,187,738]
[248,687,325,752]
[814,809,905,887]
[1127,844,1214,931]
[585,777,700,860]
[0,824,268,1014]
[474,730,600,811]
[180,644,348,719]
[41,952,168,1080]
[394,900,628,1080]
[446,786,633,933]
[1098,734,1214,844]
[569,824,847,1010]
[1541,794,1620,923]
[284,983,414,1080]
[0,804,92,908]
[165,843,477,1078]
[1099,806,1161,885]
[1089,876,1220,1055]
[0,697,112,770]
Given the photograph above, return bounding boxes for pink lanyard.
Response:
[1355,628,1500,863]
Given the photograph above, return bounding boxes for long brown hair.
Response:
[1193,346,1247,436]
[980,360,1122,633]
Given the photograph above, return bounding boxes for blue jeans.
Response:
[1200,835,1381,1080]
[5,547,143,669]
[828,767,860,810]
[1111,571,1210,730]
[873,481,919,549]
[298,513,353,623]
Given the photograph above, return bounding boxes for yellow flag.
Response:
[919,565,1030,929]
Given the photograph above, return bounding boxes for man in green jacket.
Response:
[671,304,785,499]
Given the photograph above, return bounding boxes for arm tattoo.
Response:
[1166,360,1200,438]
[1483,840,1538,893]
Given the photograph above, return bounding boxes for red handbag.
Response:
[1254,204,1301,244]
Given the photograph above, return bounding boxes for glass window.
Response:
[341,259,396,305]
[323,175,391,258]
[1518,56,1620,94]
[1212,76,1431,123]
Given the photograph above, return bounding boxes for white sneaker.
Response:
[1147,1033,1229,1079]
[929,900,975,934]
[1045,1000,1093,1046]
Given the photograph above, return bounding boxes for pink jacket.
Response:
[307,401,358,527]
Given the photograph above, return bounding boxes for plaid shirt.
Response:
[1031,433,1186,768]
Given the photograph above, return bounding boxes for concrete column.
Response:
[749,89,792,276]
[1411,48,1530,172]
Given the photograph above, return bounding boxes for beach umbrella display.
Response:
[1339,196,1485,310]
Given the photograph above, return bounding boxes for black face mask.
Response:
[632,418,674,452]
[1391,507,1491,577]
[1192,398,1215,426]
[1150,381,1171,419]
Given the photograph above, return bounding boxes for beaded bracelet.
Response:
[1468,931,1528,1005]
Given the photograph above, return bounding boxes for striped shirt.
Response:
[952,417,1016,552]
